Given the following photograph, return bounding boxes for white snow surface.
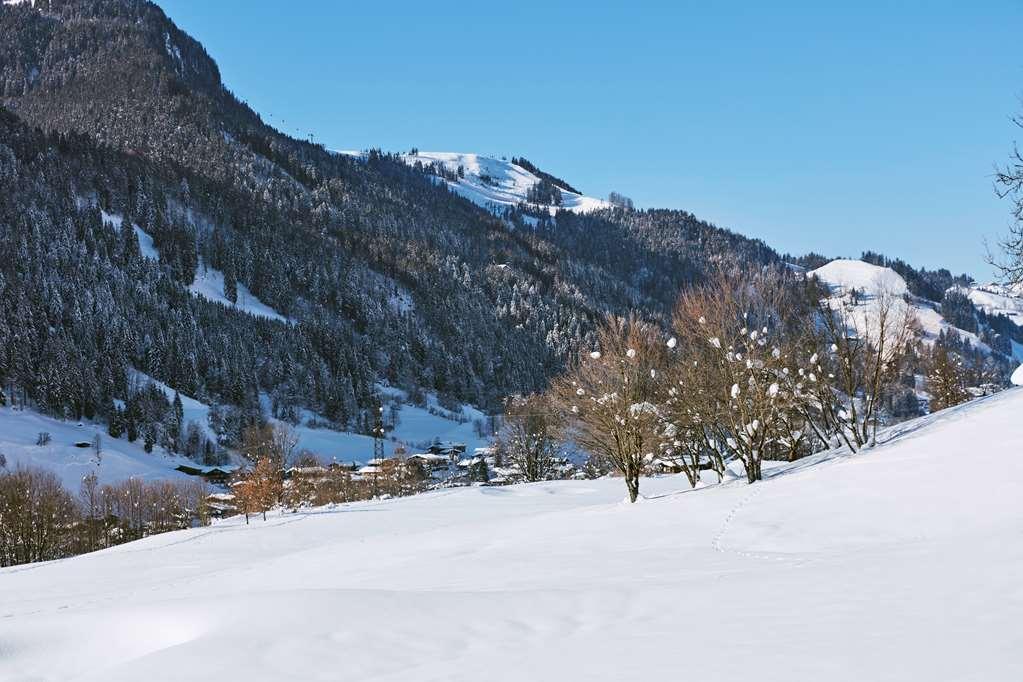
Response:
[811,258,909,297]
[4,388,1023,681]
[189,259,289,323]
[100,211,287,323]
[339,150,611,216]
[100,211,158,260]
[0,406,193,489]
[957,282,1023,327]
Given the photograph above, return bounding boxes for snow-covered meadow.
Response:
[3,388,1022,681]
[0,382,491,489]
[0,405,194,489]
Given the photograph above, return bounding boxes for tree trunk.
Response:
[625,468,640,503]
[745,458,762,484]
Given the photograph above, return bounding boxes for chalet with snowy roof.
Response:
[205,492,237,518]
[456,455,485,469]
[175,463,238,485]
[426,442,466,462]
[647,457,685,475]
[284,466,329,480]
[357,456,404,477]
[406,453,451,470]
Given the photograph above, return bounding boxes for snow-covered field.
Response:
[1,382,490,487]
[339,150,610,216]
[3,388,1022,681]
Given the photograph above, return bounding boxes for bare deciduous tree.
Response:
[798,277,919,451]
[497,394,561,482]
[989,109,1023,285]
[669,271,806,483]
[233,456,281,523]
[0,466,77,567]
[79,471,101,551]
[552,316,664,502]
[241,423,298,509]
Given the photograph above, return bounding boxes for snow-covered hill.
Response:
[810,259,993,352]
[0,406,195,489]
[958,282,1023,326]
[3,388,1022,681]
[339,150,611,216]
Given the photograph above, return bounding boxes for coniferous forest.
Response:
[0,0,1018,471]
[0,0,786,449]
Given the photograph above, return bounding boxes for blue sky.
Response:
[156,0,1023,279]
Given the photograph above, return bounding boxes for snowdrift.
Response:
[3,389,1023,681]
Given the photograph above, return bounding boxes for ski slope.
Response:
[100,211,158,260]
[3,388,1022,681]
[188,258,290,323]
[339,150,610,216]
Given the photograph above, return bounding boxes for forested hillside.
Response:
[0,0,780,454]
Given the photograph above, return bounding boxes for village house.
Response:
[175,463,239,486]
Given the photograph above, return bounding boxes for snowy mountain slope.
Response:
[188,259,290,323]
[260,389,490,466]
[957,282,1023,326]
[99,211,289,323]
[100,211,158,260]
[3,388,1022,681]
[0,406,193,489]
[810,259,993,351]
[339,150,611,215]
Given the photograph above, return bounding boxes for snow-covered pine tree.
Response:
[926,345,969,412]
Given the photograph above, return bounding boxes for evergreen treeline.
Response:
[511,157,581,194]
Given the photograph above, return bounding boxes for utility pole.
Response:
[373,406,384,498]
